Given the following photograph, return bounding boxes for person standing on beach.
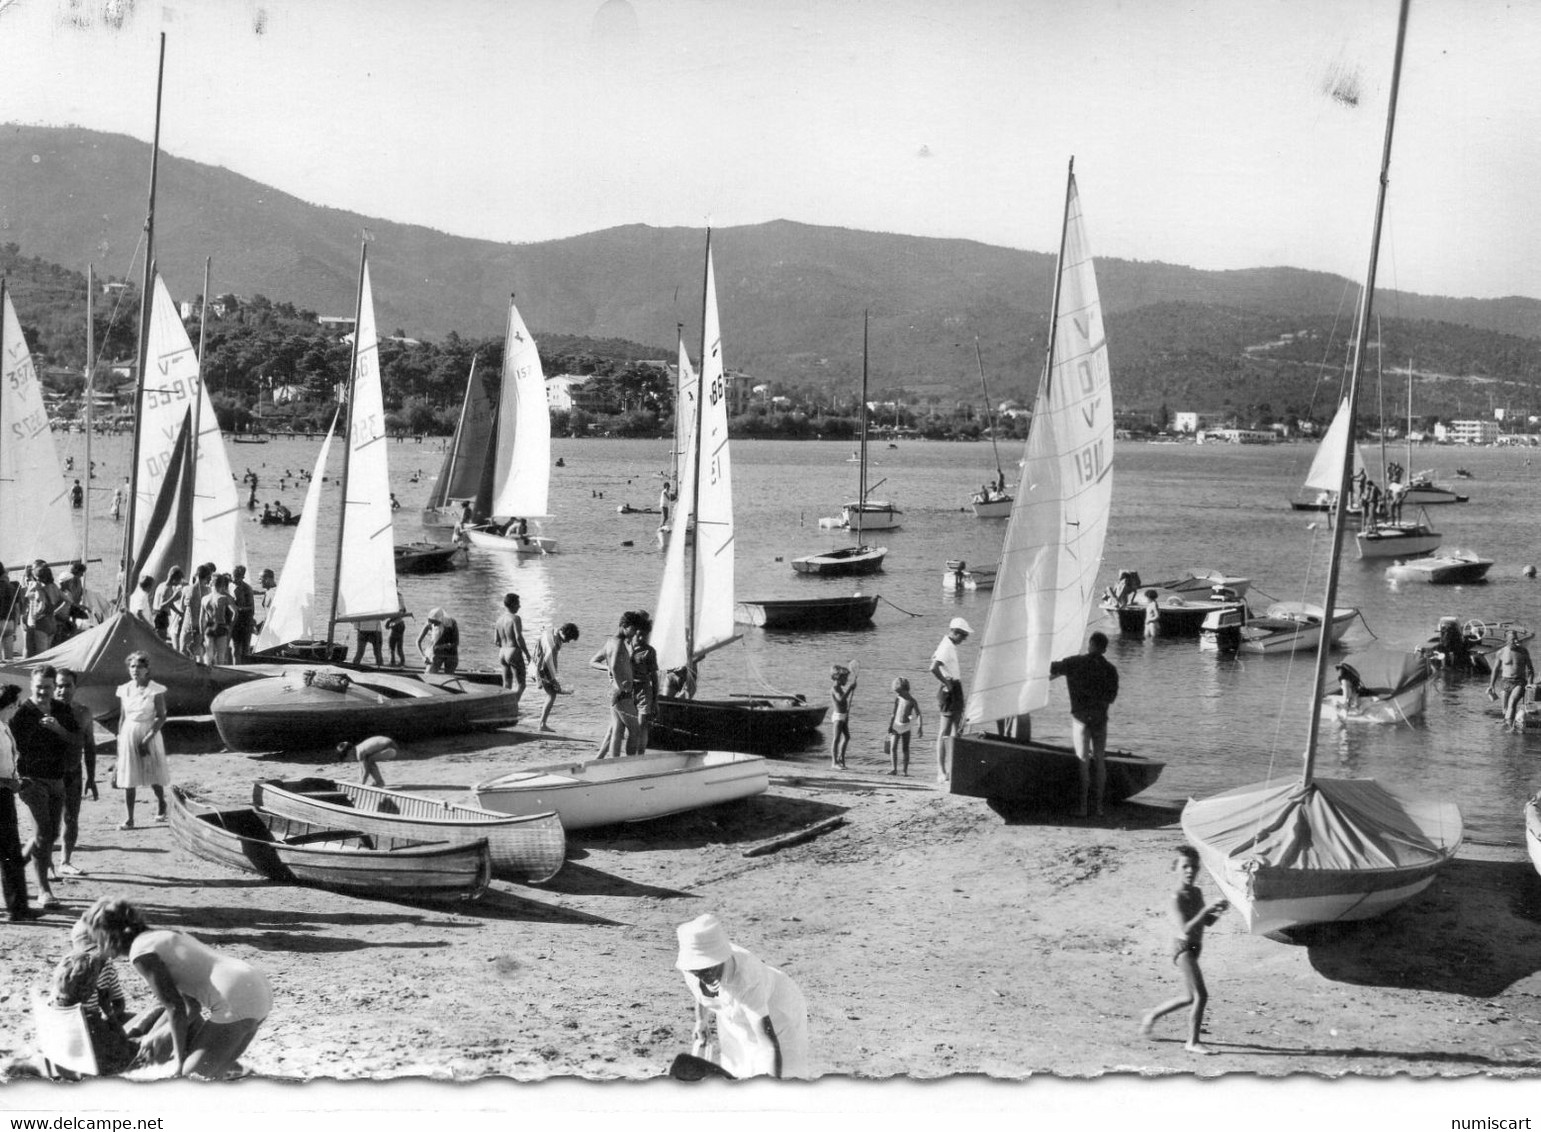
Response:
[230,566,256,664]
[417,608,460,674]
[590,612,640,758]
[1488,629,1534,731]
[385,591,408,667]
[628,612,659,755]
[674,912,810,1080]
[13,667,76,911]
[54,668,97,877]
[929,617,971,784]
[494,594,530,705]
[1140,845,1228,1054]
[114,653,169,830]
[887,677,922,776]
[1049,630,1119,818]
[533,622,580,732]
[828,663,856,770]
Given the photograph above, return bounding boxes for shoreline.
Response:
[3,720,1540,1086]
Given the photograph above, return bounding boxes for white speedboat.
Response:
[1386,549,1492,585]
[471,750,769,830]
[1233,601,1357,655]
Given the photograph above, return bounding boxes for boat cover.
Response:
[1181,777,1461,877]
[0,612,261,720]
[1335,648,1429,698]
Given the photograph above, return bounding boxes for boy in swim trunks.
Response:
[1140,844,1228,1053]
[887,677,923,775]
[828,663,856,769]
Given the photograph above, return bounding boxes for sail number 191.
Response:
[1073,438,1107,485]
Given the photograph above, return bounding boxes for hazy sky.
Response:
[5,0,1541,301]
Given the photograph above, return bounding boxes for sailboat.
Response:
[464,296,557,555]
[1289,397,1368,513]
[791,315,890,576]
[649,234,826,755]
[1181,0,1462,935]
[420,355,495,528]
[214,246,521,752]
[969,341,1013,518]
[0,283,78,571]
[946,160,1164,812]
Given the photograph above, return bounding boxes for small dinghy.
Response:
[1321,648,1431,725]
[734,594,879,630]
[168,786,491,902]
[791,545,887,576]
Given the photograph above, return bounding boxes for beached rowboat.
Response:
[471,750,769,830]
[948,735,1164,810]
[252,777,566,883]
[167,786,491,901]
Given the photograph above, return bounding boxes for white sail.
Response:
[655,245,737,669]
[0,291,77,567]
[334,260,399,621]
[967,174,1113,725]
[654,340,700,671]
[254,417,336,650]
[1302,397,1367,493]
[132,273,248,574]
[488,298,551,519]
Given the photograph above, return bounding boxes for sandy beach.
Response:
[3,713,1541,1096]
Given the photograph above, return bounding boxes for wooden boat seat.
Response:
[279,829,372,848]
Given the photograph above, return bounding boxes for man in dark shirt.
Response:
[11,666,75,909]
[231,565,257,664]
[1049,631,1119,819]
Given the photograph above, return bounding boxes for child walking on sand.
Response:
[887,677,923,775]
[1140,844,1228,1053]
[829,663,856,769]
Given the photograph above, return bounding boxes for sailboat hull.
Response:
[211,668,521,752]
[840,502,902,530]
[947,734,1163,810]
[465,528,558,556]
[1354,523,1441,559]
[791,545,887,575]
[734,595,879,630]
[970,496,1013,519]
[649,697,827,755]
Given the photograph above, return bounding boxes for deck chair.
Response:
[30,989,100,1079]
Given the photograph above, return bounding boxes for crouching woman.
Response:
[83,896,272,1079]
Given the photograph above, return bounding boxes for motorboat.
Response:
[1229,601,1357,655]
[1320,648,1431,725]
[1419,616,1532,675]
[1386,549,1493,585]
[1402,472,1469,505]
[941,560,996,591]
[1103,587,1249,638]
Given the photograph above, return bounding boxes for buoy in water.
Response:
[621,540,634,547]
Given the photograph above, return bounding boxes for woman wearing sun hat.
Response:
[675,912,809,1079]
[416,607,460,674]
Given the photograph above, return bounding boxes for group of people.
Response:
[128,562,266,665]
[0,559,96,661]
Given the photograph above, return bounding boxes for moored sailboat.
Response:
[946,160,1163,813]
[650,234,825,754]
[1181,0,1462,934]
[969,342,1013,518]
[421,355,494,527]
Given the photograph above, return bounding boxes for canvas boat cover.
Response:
[1335,648,1429,699]
[0,612,261,721]
[1181,776,1461,877]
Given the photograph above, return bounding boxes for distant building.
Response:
[317,315,357,334]
[546,374,604,413]
[1205,428,1275,444]
[1441,419,1499,445]
[1173,411,1227,434]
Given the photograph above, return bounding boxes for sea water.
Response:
[55,432,1541,845]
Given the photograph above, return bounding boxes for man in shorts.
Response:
[929,617,971,784]
[1488,629,1535,731]
[494,593,530,712]
[1050,631,1120,818]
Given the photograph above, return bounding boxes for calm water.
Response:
[55,431,1541,845]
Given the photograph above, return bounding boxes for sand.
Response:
[3,715,1541,1096]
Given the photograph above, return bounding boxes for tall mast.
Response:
[83,267,95,566]
[1375,315,1387,486]
[121,32,167,600]
[326,239,369,646]
[855,310,868,542]
[1406,359,1413,472]
[683,234,712,667]
[1301,0,1411,782]
[186,255,211,582]
[1040,158,1077,408]
[975,338,1003,484]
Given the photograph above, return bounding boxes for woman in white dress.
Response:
[114,652,169,830]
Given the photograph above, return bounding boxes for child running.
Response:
[1140,844,1228,1054]
[828,662,857,769]
[887,677,923,775]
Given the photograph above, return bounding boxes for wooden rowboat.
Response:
[648,696,827,755]
[252,777,566,883]
[471,750,768,830]
[790,545,887,576]
[167,786,491,902]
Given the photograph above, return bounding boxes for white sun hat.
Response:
[675,913,733,970]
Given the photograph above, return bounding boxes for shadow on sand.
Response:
[1297,858,1541,997]
[986,797,1183,831]
[571,792,848,852]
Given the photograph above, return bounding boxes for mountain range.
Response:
[4,124,1539,414]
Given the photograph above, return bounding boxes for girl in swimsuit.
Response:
[887,677,923,776]
[1140,844,1228,1053]
[828,663,856,769]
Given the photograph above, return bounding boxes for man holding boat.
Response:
[1050,631,1119,818]
[929,617,971,784]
